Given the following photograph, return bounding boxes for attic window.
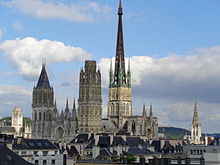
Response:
[37,143,42,146]
[29,142,34,146]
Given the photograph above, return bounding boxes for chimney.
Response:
[17,137,23,144]
[95,135,99,146]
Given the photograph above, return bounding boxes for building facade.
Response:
[32,64,76,142]
[12,107,23,135]
[78,61,102,133]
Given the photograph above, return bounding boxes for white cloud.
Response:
[99,46,220,102]
[1,0,112,22]
[12,20,23,31]
[0,37,91,80]
[0,28,4,41]
[98,46,220,132]
[0,85,31,117]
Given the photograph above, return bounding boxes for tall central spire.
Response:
[113,0,126,85]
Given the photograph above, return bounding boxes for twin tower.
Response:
[31,0,157,141]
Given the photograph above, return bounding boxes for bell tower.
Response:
[32,63,54,139]
[107,0,132,130]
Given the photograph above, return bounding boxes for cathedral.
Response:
[31,0,158,141]
[31,64,77,142]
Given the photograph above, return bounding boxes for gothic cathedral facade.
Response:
[32,64,76,142]
[31,0,158,141]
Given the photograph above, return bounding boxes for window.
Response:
[43,160,47,165]
[34,160,38,165]
[29,142,34,147]
[43,151,48,156]
[51,159,55,165]
[37,143,42,147]
[33,151,38,155]
[21,151,26,155]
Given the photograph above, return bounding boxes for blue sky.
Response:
[0,0,220,133]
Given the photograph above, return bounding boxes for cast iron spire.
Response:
[113,0,126,85]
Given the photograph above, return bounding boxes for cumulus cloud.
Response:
[99,46,220,103]
[0,85,31,117]
[1,0,112,22]
[0,28,4,41]
[0,37,91,80]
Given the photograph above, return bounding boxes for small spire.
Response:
[54,99,57,112]
[149,103,153,117]
[109,59,113,87]
[142,103,146,117]
[72,98,76,118]
[110,59,113,72]
[65,98,69,114]
[118,62,123,85]
[128,59,131,72]
[193,101,199,124]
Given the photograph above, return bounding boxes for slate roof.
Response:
[98,136,110,148]
[127,147,154,156]
[0,134,14,143]
[69,134,91,144]
[36,65,51,89]
[162,140,174,150]
[0,144,34,165]
[13,138,59,150]
[0,127,16,133]
[150,140,161,151]
[98,148,116,158]
[67,145,79,157]
[84,139,95,150]
[112,136,127,146]
[126,137,149,148]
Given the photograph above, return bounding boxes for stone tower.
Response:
[78,61,102,133]
[190,102,202,144]
[107,0,132,130]
[32,63,54,139]
[12,107,23,135]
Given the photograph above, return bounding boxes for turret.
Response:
[142,103,147,117]
[65,98,69,116]
[127,59,131,87]
[109,60,113,87]
[72,98,76,119]
[192,101,199,125]
[149,103,153,118]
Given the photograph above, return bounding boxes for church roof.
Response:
[127,147,154,156]
[0,127,16,134]
[126,137,149,148]
[0,144,34,165]
[36,64,51,89]
[13,138,59,150]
